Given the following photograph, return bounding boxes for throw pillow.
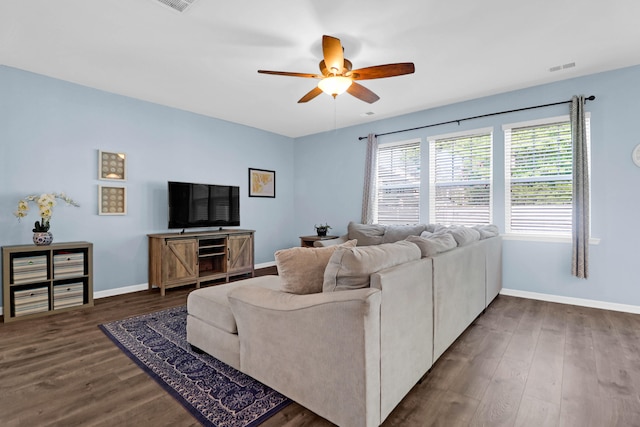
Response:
[447,226,481,246]
[323,240,421,292]
[347,221,386,246]
[275,240,357,294]
[382,224,427,243]
[405,233,457,257]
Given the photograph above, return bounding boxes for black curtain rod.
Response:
[358,95,596,140]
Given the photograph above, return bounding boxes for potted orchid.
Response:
[14,192,80,245]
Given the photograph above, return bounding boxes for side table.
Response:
[299,235,339,248]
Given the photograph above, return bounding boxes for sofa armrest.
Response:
[228,286,381,427]
[313,234,348,247]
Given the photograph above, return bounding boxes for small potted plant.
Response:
[314,223,331,237]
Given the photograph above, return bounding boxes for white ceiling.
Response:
[2,0,640,138]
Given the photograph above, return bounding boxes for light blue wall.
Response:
[293,65,640,307]
[0,65,294,303]
[3,64,639,309]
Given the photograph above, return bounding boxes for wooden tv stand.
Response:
[148,229,254,296]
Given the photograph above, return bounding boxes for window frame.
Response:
[502,114,591,238]
[374,138,422,225]
[427,127,494,226]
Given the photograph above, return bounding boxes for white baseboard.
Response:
[92,262,277,301]
[255,261,276,269]
[3,282,637,317]
[94,283,149,299]
[500,288,640,314]
[0,283,150,316]
[93,284,640,314]
[0,263,278,317]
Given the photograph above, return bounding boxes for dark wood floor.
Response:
[2,271,640,426]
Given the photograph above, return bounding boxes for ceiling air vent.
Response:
[155,0,198,12]
[549,62,576,73]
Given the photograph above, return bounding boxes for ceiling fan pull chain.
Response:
[334,97,337,131]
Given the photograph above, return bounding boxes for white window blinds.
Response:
[504,117,589,235]
[429,130,492,225]
[375,140,421,224]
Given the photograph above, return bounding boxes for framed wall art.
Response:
[99,185,127,215]
[248,168,276,198]
[99,150,127,181]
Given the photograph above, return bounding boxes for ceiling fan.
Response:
[258,35,415,104]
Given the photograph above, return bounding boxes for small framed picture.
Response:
[99,150,127,181]
[99,185,127,215]
[248,168,276,198]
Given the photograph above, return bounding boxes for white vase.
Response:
[33,231,53,246]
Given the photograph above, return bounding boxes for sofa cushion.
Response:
[429,224,449,233]
[347,221,386,246]
[323,240,421,292]
[275,240,357,294]
[405,233,457,257]
[382,224,427,243]
[447,226,481,246]
[473,224,500,239]
[186,275,281,334]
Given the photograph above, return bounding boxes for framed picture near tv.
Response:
[98,150,127,181]
[98,185,127,215]
[248,168,275,198]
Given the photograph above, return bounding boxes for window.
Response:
[375,139,421,224]
[503,115,590,235]
[428,129,493,225]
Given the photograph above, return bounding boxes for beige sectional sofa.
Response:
[186,222,502,427]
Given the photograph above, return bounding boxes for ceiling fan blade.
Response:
[298,86,323,103]
[322,35,344,75]
[258,70,320,78]
[351,63,415,80]
[347,82,380,104]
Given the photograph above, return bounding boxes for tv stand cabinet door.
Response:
[227,234,254,277]
[161,238,198,292]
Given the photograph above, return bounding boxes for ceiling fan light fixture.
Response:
[318,76,352,98]
[259,35,414,104]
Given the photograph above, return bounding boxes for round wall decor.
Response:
[633,144,640,167]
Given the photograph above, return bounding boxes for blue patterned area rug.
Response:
[99,305,291,427]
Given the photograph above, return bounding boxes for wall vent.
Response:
[155,0,198,12]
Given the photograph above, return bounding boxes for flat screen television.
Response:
[168,181,240,229]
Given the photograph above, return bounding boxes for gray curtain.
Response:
[361,133,378,224]
[571,95,589,279]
